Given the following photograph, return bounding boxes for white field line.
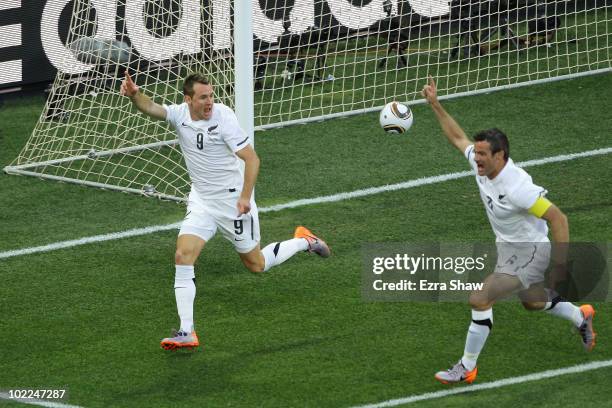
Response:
[0,223,182,260]
[0,147,610,260]
[0,393,82,408]
[350,359,612,408]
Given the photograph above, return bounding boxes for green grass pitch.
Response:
[0,73,611,407]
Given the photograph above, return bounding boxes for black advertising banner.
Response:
[0,0,606,91]
[0,0,74,89]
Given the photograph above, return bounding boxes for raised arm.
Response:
[421,76,472,153]
[120,71,167,121]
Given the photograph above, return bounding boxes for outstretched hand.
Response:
[421,75,438,104]
[120,71,139,98]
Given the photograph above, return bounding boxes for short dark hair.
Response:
[183,73,211,97]
[473,128,509,161]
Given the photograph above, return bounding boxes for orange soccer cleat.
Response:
[294,226,331,258]
[578,304,596,352]
[435,360,478,385]
[160,330,200,351]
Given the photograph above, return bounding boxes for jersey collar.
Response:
[490,158,513,184]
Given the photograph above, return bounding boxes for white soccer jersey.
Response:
[464,145,549,243]
[164,102,251,199]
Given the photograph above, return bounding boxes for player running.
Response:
[120,71,330,350]
[421,76,596,384]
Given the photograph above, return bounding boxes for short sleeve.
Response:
[163,104,180,128]
[221,106,250,152]
[464,144,477,171]
[509,178,548,210]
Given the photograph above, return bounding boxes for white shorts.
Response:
[179,189,261,254]
[494,242,551,289]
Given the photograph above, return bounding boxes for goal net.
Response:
[5,0,611,201]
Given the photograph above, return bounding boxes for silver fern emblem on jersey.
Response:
[207,124,219,135]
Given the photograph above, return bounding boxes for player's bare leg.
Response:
[469,272,525,310]
[519,282,549,310]
[435,273,523,384]
[239,244,266,273]
[161,234,205,350]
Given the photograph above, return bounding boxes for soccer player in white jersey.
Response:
[120,71,330,350]
[421,76,596,384]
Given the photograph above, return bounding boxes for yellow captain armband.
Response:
[528,197,553,218]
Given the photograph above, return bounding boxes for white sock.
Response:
[547,303,584,327]
[261,238,309,272]
[174,265,196,333]
[462,308,493,371]
[544,289,584,327]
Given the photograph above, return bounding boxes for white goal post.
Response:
[5,0,612,201]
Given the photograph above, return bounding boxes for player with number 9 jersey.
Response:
[121,71,331,351]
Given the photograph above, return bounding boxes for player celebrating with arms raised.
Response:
[421,76,596,384]
[120,71,330,350]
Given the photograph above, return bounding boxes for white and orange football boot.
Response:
[160,330,200,351]
[578,304,596,352]
[435,360,478,385]
[294,226,330,258]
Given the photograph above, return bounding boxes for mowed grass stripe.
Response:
[0,146,610,260]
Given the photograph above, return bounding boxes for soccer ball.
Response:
[379,101,413,134]
[69,37,131,66]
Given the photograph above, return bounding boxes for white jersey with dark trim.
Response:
[164,102,251,199]
[464,145,549,243]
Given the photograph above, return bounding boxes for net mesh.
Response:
[7,0,612,200]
